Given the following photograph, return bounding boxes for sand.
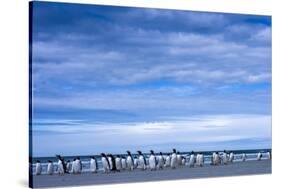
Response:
[32,160,271,188]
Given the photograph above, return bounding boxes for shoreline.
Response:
[32,159,271,188]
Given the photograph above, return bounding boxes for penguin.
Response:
[57,158,65,175]
[177,151,182,166]
[77,157,82,173]
[242,153,246,162]
[137,151,147,170]
[126,151,134,171]
[196,153,204,167]
[72,157,81,174]
[66,160,71,173]
[107,154,113,170]
[134,156,139,169]
[149,150,157,171]
[121,156,127,170]
[189,151,196,167]
[267,151,271,160]
[101,153,110,173]
[108,154,117,172]
[165,153,171,167]
[182,156,186,166]
[90,156,98,173]
[56,155,66,174]
[213,152,220,165]
[229,151,234,163]
[35,160,41,175]
[70,158,76,174]
[257,152,262,161]
[157,152,165,169]
[115,155,122,172]
[222,150,228,165]
[211,152,216,165]
[171,149,178,169]
[47,160,53,175]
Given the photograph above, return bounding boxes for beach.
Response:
[32,159,271,188]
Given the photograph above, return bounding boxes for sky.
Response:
[31,2,272,157]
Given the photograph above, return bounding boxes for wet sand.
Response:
[32,160,271,188]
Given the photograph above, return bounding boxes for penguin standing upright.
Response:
[137,151,147,170]
[242,153,247,162]
[126,151,134,171]
[101,153,110,173]
[157,152,165,169]
[107,154,113,170]
[149,150,157,171]
[108,154,117,172]
[90,156,98,173]
[222,150,228,165]
[213,152,220,165]
[56,155,67,174]
[72,157,81,174]
[257,152,262,161]
[134,156,139,169]
[35,160,41,175]
[121,156,127,170]
[115,155,122,172]
[57,158,65,175]
[177,151,182,166]
[47,160,53,175]
[189,151,195,167]
[196,153,204,167]
[165,154,171,167]
[171,149,178,169]
[229,151,234,163]
[66,160,71,173]
[267,151,271,160]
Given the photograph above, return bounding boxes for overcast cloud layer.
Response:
[31,2,271,156]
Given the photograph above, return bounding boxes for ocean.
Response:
[30,148,271,175]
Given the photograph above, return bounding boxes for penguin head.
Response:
[150,150,154,155]
[224,150,226,153]
[36,160,40,163]
[101,153,106,157]
[160,152,163,156]
[173,149,176,153]
[48,160,52,163]
[137,151,141,155]
[127,151,131,155]
[191,151,194,154]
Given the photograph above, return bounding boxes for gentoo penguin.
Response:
[171,149,178,169]
[72,157,82,174]
[134,156,139,169]
[189,151,196,167]
[196,153,204,167]
[222,150,228,165]
[66,160,71,173]
[108,154,117,171]
[47,160,53,175]
[149,150,157,171]
[137,151,147,170]
[57,158,65,175]
[115,155,122,172]
[121,156,127,170]
[182,156,186,166]
[126,151,134,171]
[90,156,98,173]
[242,153,247,162]
[177,151,182,166]
[101,153,110,173]
[229,151,234,163]
[56,155,66,173]
[267,151,271,160]
[257,152,262,161]
[213,152,220,165]
[107,154,113,170]
[157,152,165,169]
[35,160,41,175]
[165,153,171,167]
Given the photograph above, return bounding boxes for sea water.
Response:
[30,149,271,175]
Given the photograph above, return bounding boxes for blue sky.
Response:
[31,2,271,157]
